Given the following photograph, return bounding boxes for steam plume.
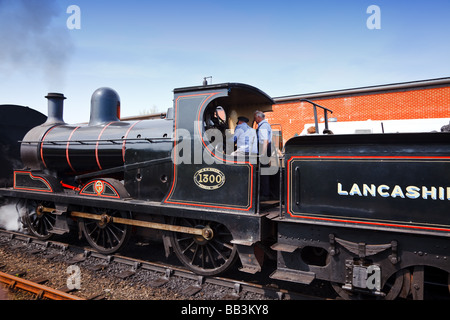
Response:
[0,0,74,87]
[0,202,25,232]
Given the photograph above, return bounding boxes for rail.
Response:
[0,271,84,300]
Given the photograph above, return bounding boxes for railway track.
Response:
[0,270,84,300]
[0,229,327,301]
[1,228,448,301]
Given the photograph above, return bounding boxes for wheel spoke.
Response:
[208,241,228,262]
[110,223,125,235]
[42,215,55,232]
[200,246,206,268]
[177,235,193,243]
[93,228,101,245]
[181,238,196,255]
[105,228,115,248]
[107,226,121,247]
[205,245,218,268]
[191,244,199,264]
[88,224,99,238]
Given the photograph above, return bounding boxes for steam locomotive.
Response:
[0,82,449,300]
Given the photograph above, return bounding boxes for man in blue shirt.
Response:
[254,111,273,199]
[254,111,272,159]
[232,116,257,155]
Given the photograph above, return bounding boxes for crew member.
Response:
[254,110,273,200]
[232,116,257,155]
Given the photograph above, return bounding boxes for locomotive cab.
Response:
[164,82,280,212]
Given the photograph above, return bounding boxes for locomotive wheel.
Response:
[332,269,405,300]
[79,208,131,255]
[170,218,237,276]
[22,200,56,240]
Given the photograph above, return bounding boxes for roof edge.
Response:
[274,77,450,103]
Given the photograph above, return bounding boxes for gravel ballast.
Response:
[0,237,269,300]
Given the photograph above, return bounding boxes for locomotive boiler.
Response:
[20,88,174,201]
[0,81,449,300]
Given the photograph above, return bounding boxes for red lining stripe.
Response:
[40,126,60,169]
[13,171,53,193]
[95,122,114,170]
[66,126,80,172]
[287,214,450,233]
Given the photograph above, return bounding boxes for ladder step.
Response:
[270,269,315,285]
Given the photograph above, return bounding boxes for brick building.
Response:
[267,77,450,143]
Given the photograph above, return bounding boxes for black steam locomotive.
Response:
[0,82,449,300]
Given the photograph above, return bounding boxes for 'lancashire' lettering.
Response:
[338,183,449,201]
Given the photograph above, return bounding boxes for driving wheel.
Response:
[79,208,131,254]
[170,218,237,276]
[22,200,56,240]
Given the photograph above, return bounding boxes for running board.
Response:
[270,269,316,285]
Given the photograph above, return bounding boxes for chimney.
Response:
[44,93,66,125]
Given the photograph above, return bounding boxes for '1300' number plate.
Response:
[193,168,226,190]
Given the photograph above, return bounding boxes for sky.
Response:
[0,0,449,123]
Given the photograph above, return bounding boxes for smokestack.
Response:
[44,93,66,125]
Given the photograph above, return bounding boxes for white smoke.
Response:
[0,0,74,87]
[0,202,25,232]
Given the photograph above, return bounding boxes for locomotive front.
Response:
[19,88,174,201]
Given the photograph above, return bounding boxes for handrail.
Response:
[300,99,333,134]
